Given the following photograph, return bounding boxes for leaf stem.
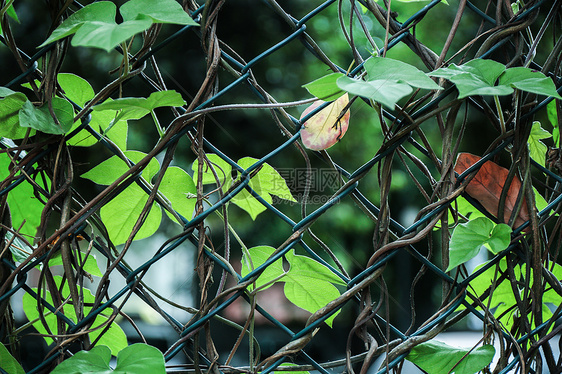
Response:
[151,110,165,138]
[121,41,130,74]
[209,200,247,251]
[494,95,506,134]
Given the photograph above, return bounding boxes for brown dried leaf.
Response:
[454,152,529,228]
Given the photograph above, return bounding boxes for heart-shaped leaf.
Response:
[407,340,495,374]
[499,67,562,99]
[40,0,197,52]
[430,59,562,99]
[447,217,511,271]
[50,344,165,374]
[300,93,350,151]
[528,121,551,166]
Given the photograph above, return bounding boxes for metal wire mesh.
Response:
[1,0,562,373]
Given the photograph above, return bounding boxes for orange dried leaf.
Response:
[454,152,530,228]
[300,93,350,151]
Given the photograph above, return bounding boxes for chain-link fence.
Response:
[1,0,562,373]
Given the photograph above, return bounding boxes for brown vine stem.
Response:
[364,0,438,68]
[0,112,196,296]
[474,13,536,58]
[258,266,386,372]
[435,0,466,68]
[72,63,146,123]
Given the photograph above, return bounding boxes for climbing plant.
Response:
[1,0,562,373]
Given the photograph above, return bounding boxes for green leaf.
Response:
[430,59,510,98]
[303,73,346,101]
[2,3,20,23]
[547,100,559,147]
[159,166,196,223]
[337,76,413,109]
[407,340,495,374]
[22,276,127,355]
[285,250,346,286]
[113,344,166,374]
[71,105,129,149]
[528,121,551,166]
[101,184,162,245]
[500,67,562,99]
[75,19,153,52]
[40,0,197,52]
[193,155,294,219]
[231,157,296,219]
[0,342,24,374]
[535,187,548,213]
[0,87,17,97]
[192,154,233,186]
[93,90,186,122]
[80,154,130,184]
[39,2,152,52]
[51,344,165,374]
[48,251,103,277]
[431,60,562,100]
[51,345,112,374]
[459,258,551,337]
[40,2,115,47]
[284,277,340,327]
[0,92,33,139]
[486,224,512,254]
[81,149,163,245]
[270,363,310,374]
[238,158,296,202]
[282,250,345,327]
[431,59,505,85]
[82,253,103,277]
[363,57,441,91]
[336,57,441,109]
[58,73,95,107]
[19,98,74,135]
[241,246,285,291]
[0,153,43,238]
[81,150,160,185]
[120,0,198,25]
[447,217,512,271]
[457,258,553,338]
[456,258,515,312]
[455,195,486,221]
[60,72,104,147]
[511,0,521,13]
[231,188,267,220]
